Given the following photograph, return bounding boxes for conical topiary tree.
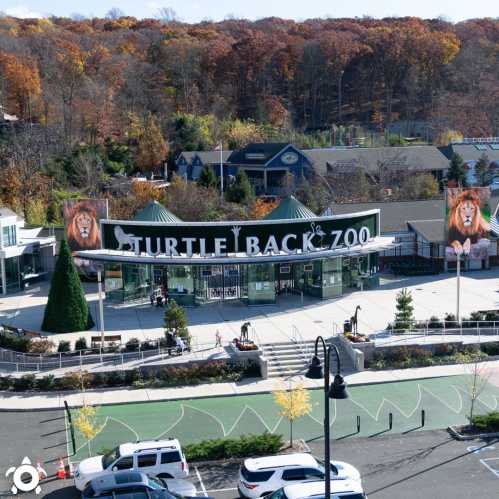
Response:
[41,239,95,333]
[394,288,415,331]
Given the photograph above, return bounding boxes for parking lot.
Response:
[26,430,499,499]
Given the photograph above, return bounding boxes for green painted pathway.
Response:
[69,375,499,461]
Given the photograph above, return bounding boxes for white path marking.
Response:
[195,466,208,497]
[206,488,238,493]
[480,458,499,478]
[109,417,140,442]
[153,405,185,440]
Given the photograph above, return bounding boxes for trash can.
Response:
[343,320,352,333]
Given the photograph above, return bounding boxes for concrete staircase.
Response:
[261,337,356,378]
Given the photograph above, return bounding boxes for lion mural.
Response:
[446,189,490,259]
[66,200,102,253]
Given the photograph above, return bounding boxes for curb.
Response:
[447,425,499,441]
[0,373,466,411]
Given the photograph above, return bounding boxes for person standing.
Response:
[215,330,222,348]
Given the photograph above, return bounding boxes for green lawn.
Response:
[69,375,499,461]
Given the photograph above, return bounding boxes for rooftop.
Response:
[133,201,182,223]
[227,143,289,165]
[264,195,316,220]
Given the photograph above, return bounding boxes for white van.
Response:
[74,439,189,491]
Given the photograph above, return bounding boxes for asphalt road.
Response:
[3,428,499,499]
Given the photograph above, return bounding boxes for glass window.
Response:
[161,451,181,464]
[240,466,274,482]
[5,257,20,293]
[281,468,322,481]
[137,454,157,468]
[2,225,16,247]
[102,447,121,468]
[114,457,134,470]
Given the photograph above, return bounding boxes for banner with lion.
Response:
[63,199,108,275]
[445,187,491,261]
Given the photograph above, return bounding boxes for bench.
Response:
[91,335,122,344]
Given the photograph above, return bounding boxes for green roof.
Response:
[133,201,182,223]
[263,195,316,220]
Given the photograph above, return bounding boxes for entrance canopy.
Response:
[77,208,398,265]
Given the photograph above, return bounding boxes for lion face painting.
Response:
[66,201,102,253]
[447,189,490,257]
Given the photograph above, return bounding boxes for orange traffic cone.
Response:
[57,458,66,480]
[36,462,47,481]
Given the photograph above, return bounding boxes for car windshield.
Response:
[146,476,165,490]
[102,447,121,469]
[241,466,274,482]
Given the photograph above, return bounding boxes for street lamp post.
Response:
[306,336,348,499]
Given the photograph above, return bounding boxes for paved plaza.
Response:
[1,270,499,348]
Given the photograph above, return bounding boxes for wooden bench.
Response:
[91,335,122,344]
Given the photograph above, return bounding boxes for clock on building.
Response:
[281,151,299,165]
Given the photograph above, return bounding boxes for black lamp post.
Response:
[306,336,348,499]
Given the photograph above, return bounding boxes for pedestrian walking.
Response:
[215,330,222,348]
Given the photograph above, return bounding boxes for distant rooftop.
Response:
[133,201,182,223]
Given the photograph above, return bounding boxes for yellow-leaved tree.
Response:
[273,383,312,447]
[74,403,103,457]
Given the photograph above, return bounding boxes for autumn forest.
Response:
[0,14,498,222]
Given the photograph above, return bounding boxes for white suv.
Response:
[238,453,361,498]
[74,439,189,491]
[264,479,366,499]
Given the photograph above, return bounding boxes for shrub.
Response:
[471,411,499,432]
[105,342,120,353]
[36,375,55,391]
[0,376,13,391]
[28,339,55,354]
[91,372,106,387]
[58,371,91,391]
[124,369,141,385]
[386,347,410,363]
[13,374,36,391]
[427,316,443,329]
[105,370,125,387]
[57,341,71,353]
[125,338,140,352]
[0,334,32,352]
[184,433,283,461]
[75,337,88,351]
[434,344,457,357]
[444,313,457,328]
[481,342,499,356]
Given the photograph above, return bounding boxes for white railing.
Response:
[291,325,312,361]
[0,341,215,374]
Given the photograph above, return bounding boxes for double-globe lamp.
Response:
[305,335,348,499]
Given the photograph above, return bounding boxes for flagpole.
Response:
[220,142,223,200]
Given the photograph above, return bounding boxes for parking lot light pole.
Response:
[306,335,348,499]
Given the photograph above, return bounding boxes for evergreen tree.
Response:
[164,300,191,345]
[447,153,467,187]
[394,288,415,330]
[225,170,254,204]
[474,153,490,186]
[197,164,217,189]
[41,240,94,333]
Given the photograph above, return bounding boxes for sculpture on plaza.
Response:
[240,321,251,342]
[350,305,361,336]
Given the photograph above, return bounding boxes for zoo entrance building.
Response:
[77,196,396,306]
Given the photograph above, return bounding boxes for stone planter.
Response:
[228,343,262,360]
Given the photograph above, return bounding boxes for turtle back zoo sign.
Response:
[100,210,379,259]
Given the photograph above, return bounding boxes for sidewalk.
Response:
[1,359,498,411]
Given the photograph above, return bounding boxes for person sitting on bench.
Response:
[175,334,186,354]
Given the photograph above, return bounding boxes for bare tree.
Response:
[106,8,125,20]
[465,361,491,424]
[157,7,178,23]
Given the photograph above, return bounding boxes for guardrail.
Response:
[369,323,499,345]
[0,340,215,374]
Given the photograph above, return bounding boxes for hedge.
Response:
[471,411,499,432]
[0,360,261,392]
[184,433,283,461]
